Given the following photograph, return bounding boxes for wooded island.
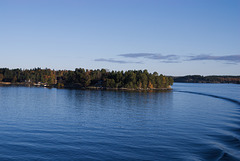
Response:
[0,68,173,90]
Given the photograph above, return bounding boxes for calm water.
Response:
[0,83,240,160]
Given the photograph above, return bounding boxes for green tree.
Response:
[11,76,17,83]
[0,73,4,82]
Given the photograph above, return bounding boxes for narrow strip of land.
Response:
[173,75,240,84]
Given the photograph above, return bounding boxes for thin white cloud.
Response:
[94,58,142,64]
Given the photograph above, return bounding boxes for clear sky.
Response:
[1,0,239,76]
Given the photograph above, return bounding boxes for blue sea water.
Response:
[0,83,239,160]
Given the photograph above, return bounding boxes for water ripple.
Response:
[1,85,240,160]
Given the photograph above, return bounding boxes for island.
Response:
[0,68,173,90]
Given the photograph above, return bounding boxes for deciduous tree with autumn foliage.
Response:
[0,68,174,89]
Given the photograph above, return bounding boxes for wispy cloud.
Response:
[187,54,240,63]
[118,53,179,61]
[95,53,240,65]
[118,53,154,58]
[94,58,142,64]
[160,60,181,63]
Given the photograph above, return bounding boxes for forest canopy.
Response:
[0,68,173,89]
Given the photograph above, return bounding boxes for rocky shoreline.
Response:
[0,82,172,91]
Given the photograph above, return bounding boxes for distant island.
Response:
[0,68,173,90]
[174,75,240,84]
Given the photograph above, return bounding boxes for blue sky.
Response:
[0,0,239,76]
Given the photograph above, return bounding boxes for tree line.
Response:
[0,68,173,89]
[174,75,240,84]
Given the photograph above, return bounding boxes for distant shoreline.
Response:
[173,75,240,84]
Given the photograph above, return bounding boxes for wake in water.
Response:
[175,90,240,161]
[176,90,240,106]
